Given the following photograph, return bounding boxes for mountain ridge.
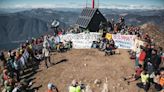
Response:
[0,8,163,50]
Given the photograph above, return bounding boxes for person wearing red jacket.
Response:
[139,48,146,65]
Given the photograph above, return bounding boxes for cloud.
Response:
[99,3,164,10]
[0,4,57,9]
[0,3,85,9]
[0,3,164,10]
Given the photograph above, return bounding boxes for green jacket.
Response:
[69,86,81,92]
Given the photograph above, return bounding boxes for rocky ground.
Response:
[141,23,164,49]
[31,49,148,92]
[0,49,159,92]
[1,23,163,92]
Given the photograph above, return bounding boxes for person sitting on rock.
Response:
[109,39,116,49]
[105,44,113,56]
[136,70,150,92]
[91,41,97,48]
[124,64,143,84]
[154,68,164,91]
[58,42,65,52]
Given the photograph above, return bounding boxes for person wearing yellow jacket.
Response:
[69,80,81,92]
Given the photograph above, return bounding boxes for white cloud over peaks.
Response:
[7,4,57,8]
[0,3,85,9]
[0,3,164,10]
[99,3,164,10]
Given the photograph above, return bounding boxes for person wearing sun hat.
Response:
[47,83,59,92]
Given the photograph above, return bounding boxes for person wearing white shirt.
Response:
[42,47,52,68]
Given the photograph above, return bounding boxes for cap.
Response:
[48,83,55,89]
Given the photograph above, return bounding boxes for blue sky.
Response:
[0,0,164,9]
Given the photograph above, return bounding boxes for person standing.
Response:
[151,49,161,71]
[42,45,52,68]
[0,52,7,68]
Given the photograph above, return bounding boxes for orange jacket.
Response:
[159,77,164,86]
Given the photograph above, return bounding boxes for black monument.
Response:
[76,8,107,32]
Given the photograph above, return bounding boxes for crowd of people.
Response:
[91,38,118,56]
[91,17,142,56]
[126,36,164,91]
[109,17,164,91]
[48,17,164,92]
[0,16,163,92]
[93,16,164,91]
[0,33,73,91]
[0,39,42,92]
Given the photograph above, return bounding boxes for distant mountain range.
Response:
[0,8,163,50]
[0,8,79,50]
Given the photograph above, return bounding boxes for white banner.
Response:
[133,39,145,52]
[60,32,102,49]
[112,34,136,49]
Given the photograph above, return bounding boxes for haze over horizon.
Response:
[0,0,164,10]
